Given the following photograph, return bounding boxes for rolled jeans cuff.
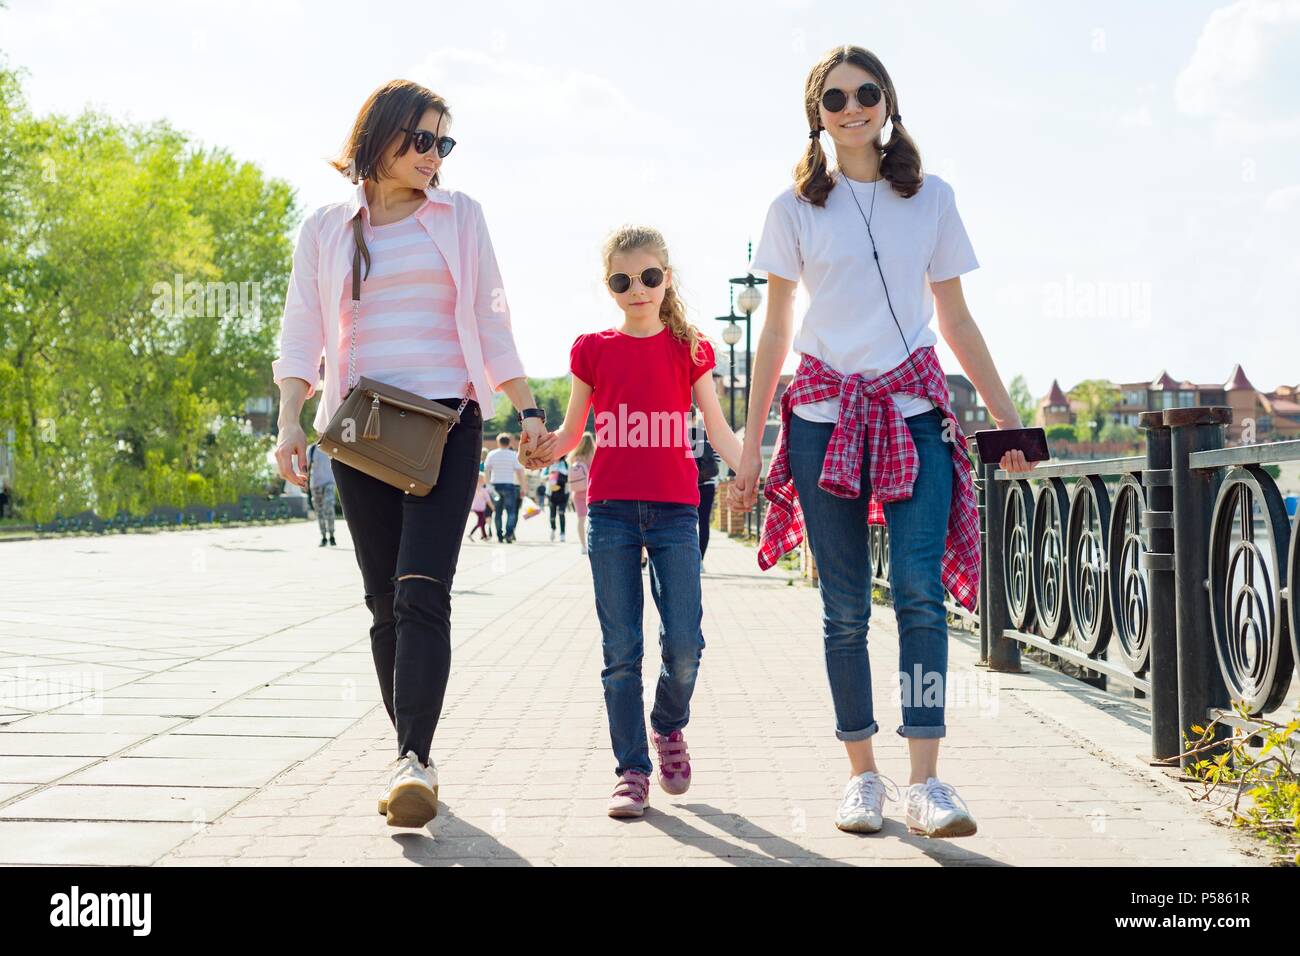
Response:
[897,723,946,739]
[836,720,879,742]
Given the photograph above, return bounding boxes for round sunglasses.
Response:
[607,268,664,293]
[400,127,457,159]
[821,82,883,113]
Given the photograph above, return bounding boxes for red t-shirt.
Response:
[570,327,716,506]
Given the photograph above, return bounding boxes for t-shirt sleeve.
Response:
[569,333,594,386]
[928,184,979,282]
[689,337,716,385]
[750,194,801,281]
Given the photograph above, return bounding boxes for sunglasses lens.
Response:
[409,130,434,154]
[436,137,455,158]
[859,83,882,107]
[821,88,847,112]
[607,273,631,293]
[641,268,664,289]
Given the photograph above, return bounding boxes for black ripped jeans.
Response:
[332,398,483,765]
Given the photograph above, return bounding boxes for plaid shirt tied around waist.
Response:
[756,346,981,613]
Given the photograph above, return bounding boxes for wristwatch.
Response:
[517,407,546,425]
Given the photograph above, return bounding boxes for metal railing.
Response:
[866,406,1298,768]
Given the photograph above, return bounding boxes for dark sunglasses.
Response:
[607,268,664,293]
[821,82,883,113]
[400,127,456,158]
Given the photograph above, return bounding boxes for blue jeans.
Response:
[587,500,706,776]
[491,483,520,539]
[788,407,953,740]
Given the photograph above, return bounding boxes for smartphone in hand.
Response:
[973,426,1050,467]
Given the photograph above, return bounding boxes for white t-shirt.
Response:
[751,170,979,423]
[484,447,521,485]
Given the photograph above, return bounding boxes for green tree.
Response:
[0,58,296,522]
[1067,379,1121,443]
[1007,374,1036,427]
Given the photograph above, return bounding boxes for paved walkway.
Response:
[0,509,1267,866]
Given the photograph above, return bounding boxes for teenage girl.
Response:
[730,45,1035,837]
[544,225,742,817]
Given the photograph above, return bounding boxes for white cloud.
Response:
[1175,0,1300,141]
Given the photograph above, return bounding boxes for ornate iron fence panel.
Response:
[1032,478,1072,642]
[1108,474,1150,673]
[1207,464,1294,715]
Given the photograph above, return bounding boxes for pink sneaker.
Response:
[651,729,692,795]
[607,770,650,818]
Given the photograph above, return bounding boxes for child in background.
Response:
[467,475,493,542]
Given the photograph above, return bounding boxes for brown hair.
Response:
[330,79,451,187]
[601,225,709,368]
[794,45,923,205]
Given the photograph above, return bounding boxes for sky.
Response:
[3,0,1298,402]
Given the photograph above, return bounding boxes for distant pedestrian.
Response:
[568,433,594,554]
[307,441,336,547]
[468,475,493,542]
[484,433,526,543]
[547,456,569,541]
[687,408,720,560]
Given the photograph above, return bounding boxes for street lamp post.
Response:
[714,306,743,432]
[730,243,766,431]
[728,244,767,538]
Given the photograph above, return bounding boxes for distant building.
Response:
[1037,380,1072,427]
[946,374,990,432]
[1033,365,1300,443]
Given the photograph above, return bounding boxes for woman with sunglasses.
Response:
[731,45,1037,838]
[535,225,743,817]
[272,79,555,829]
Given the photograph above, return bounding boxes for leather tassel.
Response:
[363,395,381,440]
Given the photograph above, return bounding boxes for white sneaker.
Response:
[384,750,439,828]
[550,529,556,541]
[835,770,898,833]
[904,776,977,838]
[560,532,566,543]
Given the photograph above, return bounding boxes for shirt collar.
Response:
[346,180,453,223]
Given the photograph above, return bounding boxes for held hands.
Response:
[727,445,762,512]
[518,420,558,469]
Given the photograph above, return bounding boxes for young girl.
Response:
[568,433,595,555]
[730,45,1035,838]
[543,225,742,817]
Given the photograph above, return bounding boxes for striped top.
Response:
[337,208,471,402]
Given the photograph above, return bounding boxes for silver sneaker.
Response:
[384,750,439,828]
[905,776,977,837]
[835,770,899,833]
